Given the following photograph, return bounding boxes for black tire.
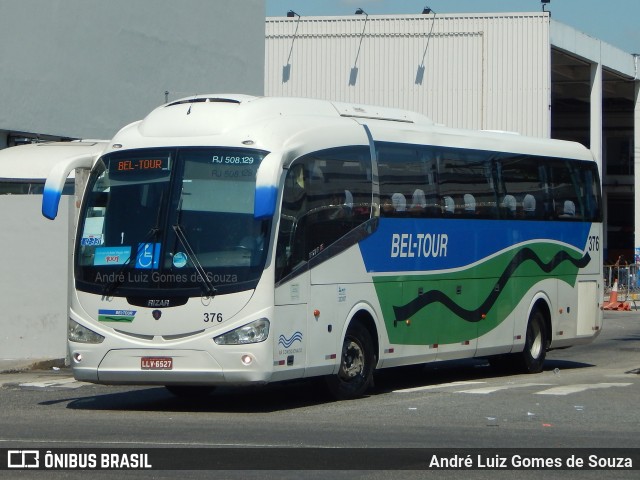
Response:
[165,385,216,397]
[517,308,548,373]
[325,322,375,400]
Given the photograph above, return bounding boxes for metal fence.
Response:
[604,264,640,302]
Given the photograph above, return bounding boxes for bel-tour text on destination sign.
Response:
[391,233,449,258]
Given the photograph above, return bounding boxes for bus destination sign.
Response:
[115,158,168,172]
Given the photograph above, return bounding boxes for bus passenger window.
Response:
[501,195,517,218]
[442,196,455,216]
[381,195,394,216]
[391,193,407,214]
[463,193,476,216]
[559,199,576,219]
[276,146,372,282]
[523,194,536,218]
[409,189,427,216]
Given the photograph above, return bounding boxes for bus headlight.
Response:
[213,318,270,345]
[68,318,105,344]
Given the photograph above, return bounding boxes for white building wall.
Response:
[266,13,550,137]
[0,1,266,365]
[0,196,72,360]
[0,0,265,140]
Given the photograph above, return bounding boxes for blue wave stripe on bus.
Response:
[359,218,592,273]
[42,186,63,220]
[278,332,303,348]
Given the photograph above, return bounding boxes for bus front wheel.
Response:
[325,322,374,400]
[518,308,548,373]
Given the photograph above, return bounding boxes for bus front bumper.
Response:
[72,348,273,386]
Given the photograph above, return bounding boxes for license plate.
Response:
[141,357,173,370]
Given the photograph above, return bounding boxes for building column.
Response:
[590,61,603,177]
[634,81,640,263]
[590,61,604,257]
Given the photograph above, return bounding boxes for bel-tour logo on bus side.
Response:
[390,233,449,258]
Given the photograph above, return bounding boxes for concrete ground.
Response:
[0,358,66,374]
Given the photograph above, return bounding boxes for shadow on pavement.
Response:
[39,357,593,413]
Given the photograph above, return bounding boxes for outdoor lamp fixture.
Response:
[541,0,551,12]
[350,8,369,85]
[283,10,302,83]
[416,5,437,85]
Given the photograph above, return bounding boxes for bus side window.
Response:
[380,195,394,217]
[501,194,517,218]
[581,165,601,221]
[276,163,309,279]
[409,188,428,217]
[391,193,407,215]
[304,153,371,253]
[547,159,583,221]
[499,155,546,220]
[276,147,371,282]
[523,194,537,218]
[463,193,476,217]
[377,143,431,218]
[442,196,455,216]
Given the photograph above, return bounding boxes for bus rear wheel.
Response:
[518,308,548,373]
[325,322,374,400]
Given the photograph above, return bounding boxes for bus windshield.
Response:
[75,147,270,297]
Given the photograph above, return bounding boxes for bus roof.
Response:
[109,94,592,163]
[4,96,591,174]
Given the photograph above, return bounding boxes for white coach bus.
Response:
[42,95,603,399]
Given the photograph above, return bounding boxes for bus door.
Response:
[273,272,309,382]
[279,144,373,377]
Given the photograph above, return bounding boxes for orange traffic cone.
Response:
[610,279,619,303]
[603,279,621,310]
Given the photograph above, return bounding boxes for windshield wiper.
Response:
[102,192,164,297]
[173,200,217,297]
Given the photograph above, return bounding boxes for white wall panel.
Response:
[0,0,265,139]
[267,13,550,137]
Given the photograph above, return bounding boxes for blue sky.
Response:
[266,0,640,54]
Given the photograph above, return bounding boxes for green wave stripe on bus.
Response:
[372,243,590,346]
[98,314,136,323]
